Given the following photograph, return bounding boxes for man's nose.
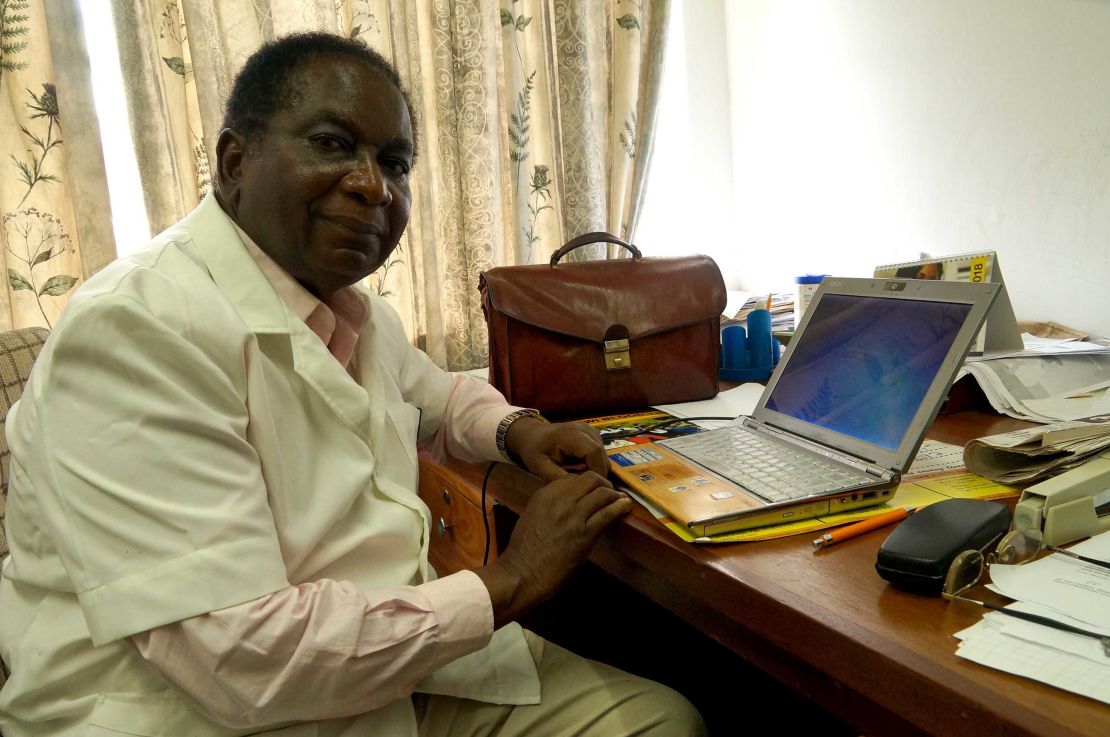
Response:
[341,156,392,205]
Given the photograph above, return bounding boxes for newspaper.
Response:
[956,351,1110,423]
[963,420,1110,484]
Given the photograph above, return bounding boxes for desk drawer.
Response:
[419,459,497,575]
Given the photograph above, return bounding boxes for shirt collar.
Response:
[232,221,321,324]
[231,222,370,367]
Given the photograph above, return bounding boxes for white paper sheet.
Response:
[955,616,1110,704]
[965,333,1110,361]
[905,440,965,475]
[652,383,765,430]
[987,531,1110,630]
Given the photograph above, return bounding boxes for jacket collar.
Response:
[180,192,374,441]
[180,192,295,334]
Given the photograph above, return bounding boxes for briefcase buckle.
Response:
[604,339,631,371]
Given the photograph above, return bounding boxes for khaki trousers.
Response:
[415,631,706,737]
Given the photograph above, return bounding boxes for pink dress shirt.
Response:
[131,230,515,728]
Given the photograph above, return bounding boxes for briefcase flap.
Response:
[479,255,726,342]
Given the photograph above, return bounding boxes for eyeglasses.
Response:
[943,528,1110,656]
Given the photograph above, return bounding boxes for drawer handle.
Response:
[442,489,451,505]
[436,517,451,538]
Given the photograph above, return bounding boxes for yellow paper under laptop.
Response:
[608,443,832,534]
[613,440,1017,544]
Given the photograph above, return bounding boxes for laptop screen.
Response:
[763,294,972,451]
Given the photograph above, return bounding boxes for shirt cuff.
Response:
[420,570,495,662]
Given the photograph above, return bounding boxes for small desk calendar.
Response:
[875,251,1022,355]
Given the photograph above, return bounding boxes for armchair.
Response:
[0,327,50,692]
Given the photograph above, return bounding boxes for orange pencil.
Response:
[765,294,773,311]
[812,507,916,550]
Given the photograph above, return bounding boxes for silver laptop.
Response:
[609,277,1000,536]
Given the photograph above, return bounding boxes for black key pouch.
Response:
[875,498,1012,594]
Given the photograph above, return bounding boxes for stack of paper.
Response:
[965,333,1110,361]
[722,291,794,332]
[963,420,1110,484]
[954,531,1110,705]
[956,337,1110,423]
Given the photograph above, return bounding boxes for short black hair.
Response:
[222,32,418,156]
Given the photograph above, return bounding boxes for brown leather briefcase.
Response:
[478,232,727,418]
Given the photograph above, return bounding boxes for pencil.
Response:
[765,294,772,311]
[812,507,916,550]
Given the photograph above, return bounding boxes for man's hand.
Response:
[475,471,632,628]
[503,417,609,480]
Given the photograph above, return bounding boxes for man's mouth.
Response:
[323,215,384,237]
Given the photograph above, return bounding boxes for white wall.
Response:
[637,0,740,277]
[639,0,1110,338]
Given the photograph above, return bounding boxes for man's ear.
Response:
[215,128,247,208]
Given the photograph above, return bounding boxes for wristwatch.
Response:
[496,408,544,464]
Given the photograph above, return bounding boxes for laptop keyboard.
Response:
[659,426,875,503]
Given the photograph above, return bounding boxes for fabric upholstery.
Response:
[0,327,49,562]
[0,326,49,689]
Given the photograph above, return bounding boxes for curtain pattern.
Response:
[112,0,669,369]
[0,0,114,331]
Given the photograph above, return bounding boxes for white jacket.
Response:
[0,194,537,736]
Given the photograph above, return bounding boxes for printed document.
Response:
[987,532,1110,630]
[954,530,1110,704]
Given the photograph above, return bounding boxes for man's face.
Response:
[221,56,414,297]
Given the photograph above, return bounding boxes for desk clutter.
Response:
[964,420,1110,485]
[468,244,1110,713]
[723,290,794,332]
[957,342,1110,424]
[728,252,1110,425]
[951,527,1110,705]
[474,242,1110,713]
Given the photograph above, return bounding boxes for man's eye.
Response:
[311,135,348,152]
[382,158,411,177]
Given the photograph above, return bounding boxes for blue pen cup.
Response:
[720,308,781,381]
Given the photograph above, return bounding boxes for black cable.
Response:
[481,461,497,565]
[601,415,738,441]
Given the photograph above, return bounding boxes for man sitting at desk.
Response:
[0,32,704,737]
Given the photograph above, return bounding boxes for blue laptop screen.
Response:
[764,294,972,450]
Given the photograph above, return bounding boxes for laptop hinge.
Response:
[864,464,892,479]
[746,419,897,481]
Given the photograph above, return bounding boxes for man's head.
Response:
[215,33,417,298]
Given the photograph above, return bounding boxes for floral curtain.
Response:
[111,0,670,369]
[0,0,115,331]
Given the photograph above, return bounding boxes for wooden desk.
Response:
[424,411,1109,737]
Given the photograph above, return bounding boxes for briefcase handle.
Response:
[549,231,642,266]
